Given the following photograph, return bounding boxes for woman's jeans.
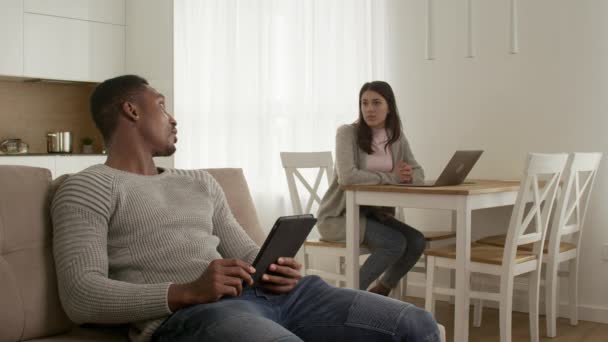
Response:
[360,217,426,290]
[152,275,439,342]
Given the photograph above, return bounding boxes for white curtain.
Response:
[174,0,388,230]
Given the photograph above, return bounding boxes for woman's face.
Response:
[360,90,389,129]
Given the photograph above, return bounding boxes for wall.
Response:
[125,0,175,166]
[385,0,608,323]
[0,78,103,153]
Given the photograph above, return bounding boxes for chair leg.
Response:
[391,280,400,300]
[425,256,436,315]
[301,250,309,277]
[545,261,559,338]
[420,253,428,299]
[437,323,447,342]
[528,269,541,342]
[399,274,408,300]
[473,299,483,327]
[499,276,514,342]
[336,256,344,288]
[472,274,484,327]
[568,259,579,326]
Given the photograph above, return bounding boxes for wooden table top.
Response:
[341,179,521,195]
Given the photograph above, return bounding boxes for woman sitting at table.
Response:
[317,80,426,295]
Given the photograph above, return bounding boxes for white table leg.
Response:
[449,210,457,305]
[345,190,360,289]
[454,197,471,342]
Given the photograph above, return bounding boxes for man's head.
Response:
[90,75,178,157]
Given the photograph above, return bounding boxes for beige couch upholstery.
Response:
[0,166,266,342]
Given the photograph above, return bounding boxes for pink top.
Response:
[366,127,393,172]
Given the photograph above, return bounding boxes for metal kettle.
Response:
[47,132,73,153]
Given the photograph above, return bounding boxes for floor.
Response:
[404,297,608,342]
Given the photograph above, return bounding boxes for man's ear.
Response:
[121,101,139,122]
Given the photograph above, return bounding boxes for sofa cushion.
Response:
[205,168,266,246]
[22,326,128,342]
[0,166,73,342]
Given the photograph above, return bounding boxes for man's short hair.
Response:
[90,75,149,141]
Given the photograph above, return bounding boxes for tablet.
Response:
[250,214,317,285]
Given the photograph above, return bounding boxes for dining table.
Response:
[342,179,521,342]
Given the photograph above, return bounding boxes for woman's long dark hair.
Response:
[355,81,402,154]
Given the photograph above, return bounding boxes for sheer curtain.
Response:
[174,0,387,229]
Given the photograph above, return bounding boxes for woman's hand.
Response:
[394,160,413,183]
[259,257,302,294]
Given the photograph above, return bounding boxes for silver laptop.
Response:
[399,150,483,187]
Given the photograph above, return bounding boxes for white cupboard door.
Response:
[0,0,23,76]
[24,14,90,81]
[24,0,125,25]
[85,0,125,25]
[91,21,125,82]
[54,156,105,177]
[0,156,56,178]
[24,14,125,82]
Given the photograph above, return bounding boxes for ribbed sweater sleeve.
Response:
[398,133,425,184]
[51,172,172,325]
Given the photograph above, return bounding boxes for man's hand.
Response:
[168,258,255,311]
[259,257,302,294]
[394,160,413,183]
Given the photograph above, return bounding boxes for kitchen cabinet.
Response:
[23,13,125,82]
[24,0,125,25]
[0,0,23,76]
[0,155,174,179]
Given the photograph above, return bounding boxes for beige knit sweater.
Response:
[316,124,425,242]
[51,164,260,341]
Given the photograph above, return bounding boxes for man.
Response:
[52,75,440,342]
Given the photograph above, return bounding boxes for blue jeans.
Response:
[360,217,426,290]
[151,275,439,342]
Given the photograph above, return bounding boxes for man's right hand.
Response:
[168,258,255,311]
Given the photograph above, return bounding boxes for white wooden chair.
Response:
[543,152,601,336]
[475,152,602,337]
[424,153,568,342]
[281,151,456,296]
[280,151,371,287]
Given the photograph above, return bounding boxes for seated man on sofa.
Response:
[51,75,440,342]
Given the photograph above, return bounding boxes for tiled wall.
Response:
[0,79,103,154]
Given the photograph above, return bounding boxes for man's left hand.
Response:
[259,257,302,293]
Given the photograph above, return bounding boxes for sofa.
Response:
[0,165,445,342]
[0,166,266,341]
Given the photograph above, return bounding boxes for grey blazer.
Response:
[316,124,424,243]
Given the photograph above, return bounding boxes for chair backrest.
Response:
[546,152,602,258]
[280,151,333,215]
[502,153,569,267]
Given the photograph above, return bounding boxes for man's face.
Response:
[136,86,178,157]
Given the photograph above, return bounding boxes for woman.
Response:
[316,81,426,295]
